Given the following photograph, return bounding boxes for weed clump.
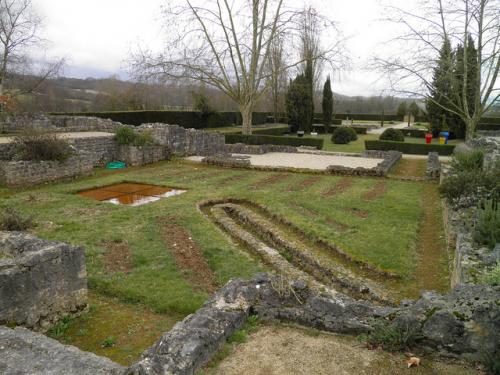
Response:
[12,129,73,162]
[0,206,34,231]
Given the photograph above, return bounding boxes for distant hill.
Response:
[6,74,419,115]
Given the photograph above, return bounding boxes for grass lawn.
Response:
[0,159,448,362]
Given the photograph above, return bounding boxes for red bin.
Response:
[425,133,432,144]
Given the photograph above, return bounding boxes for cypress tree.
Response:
[285,74,313,133]
[426,37,454,135]
[396,102,407,118]
[322,77,333,127]
[408,101,420,118]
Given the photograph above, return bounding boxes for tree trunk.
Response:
[241,105,253,135]
[465,118,477,142]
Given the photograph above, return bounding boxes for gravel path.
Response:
[368,122,409,134]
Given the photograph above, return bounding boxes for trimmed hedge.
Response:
[225,134,324,149]
[330,125,367,134]
[478,123,500,130]
[365,140,455,155]
[250,126,290,136]
[400,128,427,138]
[479,117,500,125]
[51,110,269,129]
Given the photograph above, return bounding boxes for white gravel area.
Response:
[186,153,383,171]
[246,152,383,170]
[0,132,114,144]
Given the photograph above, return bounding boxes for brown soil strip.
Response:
[250,173,291,190]
[363,181,387,201]
[290,203,349,232]
[344,207,369,219]
[391,159,427,178]
[158,218,218,293]
[214,172,250,187]
[415,184,450,293]
[321,178,353,197]
[286,176,323,192]
[103,242,133,275]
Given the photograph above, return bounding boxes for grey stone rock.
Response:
[0,232,87,330]
[0,326,124,375]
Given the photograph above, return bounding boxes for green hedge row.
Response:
[400,128,427,138]
[225,134,324,149]
[51,110,269,129]
[478,117,500,125]
[251,126,290,135]
[365,140,455,155]
[330,125,368,135]
[478,123,500,130]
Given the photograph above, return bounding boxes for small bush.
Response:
[332,127,357,144]
[12,130,72,162]
[481,349,500,375]
[361,320,422,352]
[101,336,116,348]
[479,262,500,286]
[116,127,154,147]
[0,206,34,231]
[115,127,136,145]
[380,128,405,142]
[473,199,500,249]
[451,149,484,172]
[440,162,500,207]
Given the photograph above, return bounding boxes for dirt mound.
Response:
[322,178,353,197]
[250,173,291,189]
[104,241,133,275]
[363,181,387,201]
[158,219,218,293]
[287,176,322,192]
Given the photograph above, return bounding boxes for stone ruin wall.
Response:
[0,232,88,331]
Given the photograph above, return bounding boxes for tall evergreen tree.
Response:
[408,101,420,118]
[305,58,314,120]
[396,102,407,118]
[286,74,313,133]
[426,37,454,135]
[322,77,333,127]
[449,34,479,138]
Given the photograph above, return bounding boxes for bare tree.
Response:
[131,0,347,134]
[0,0,63,98]
[376,0,500,140]
[267,33,287,123]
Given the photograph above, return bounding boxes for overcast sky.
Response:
[35,0,403,97]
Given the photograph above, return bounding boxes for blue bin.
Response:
[439,131,449,144]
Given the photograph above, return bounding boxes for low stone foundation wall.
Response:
[0,153,95,186]
[326,150,402,177]
[0,232,88,330]
[426,152,441,180]
[224,143,298,154]
[117,144,170,166]
[127,273,500,374]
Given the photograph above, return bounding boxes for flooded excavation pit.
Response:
[78,183,186,206]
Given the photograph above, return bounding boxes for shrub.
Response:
[365,140,455,155]
[116,127,154,147]
[329,125,367,135]
[439,164,500,207]
[332,127,357,144]
[380,128,405,142]
[133,131,154,147]
[473,199,500,249]
[479,262,500,286]
[451,149,484,172]
[0,206,34,231]
[225,134,323,149]
[12,130,72,162]
[115,127,136,145]
[361,320,422,352]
